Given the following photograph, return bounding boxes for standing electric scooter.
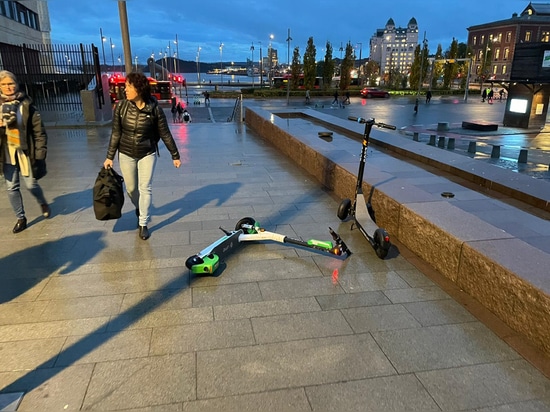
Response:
[337,116,396,259]
[185,217,351,275]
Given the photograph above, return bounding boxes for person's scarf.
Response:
[1,91,29,175]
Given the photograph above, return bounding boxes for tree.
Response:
[364,60,379,86]
[322,41,334,90]
[290,47,301,90]
[303,37,317,91]
[339,41,354,91]
[431,44,444,88]
[443,38,459,89]
[409,44,422,91]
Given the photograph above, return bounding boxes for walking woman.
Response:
[0,70,50,233]
[103,72,181,240]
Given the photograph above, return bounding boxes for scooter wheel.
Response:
[185,255,203,269]
[337,198,352,220]
[235,217,257,234]
[373,228,391,259]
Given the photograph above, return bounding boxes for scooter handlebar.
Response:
[347,116,396,130]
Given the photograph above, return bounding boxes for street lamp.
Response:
[99,28,107,68]
[174,35,179,75]
[196,46,201,84]
[250,42,254,88]
[118,55,122,74]
[134,55,138,71]
[417,32,427,95]
[219,42,224,86]
[259,41,263,87]
[268,34,274,86]
[109,38,115,72]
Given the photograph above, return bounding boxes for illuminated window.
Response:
[504,48,509,60]
[495,49,500,60]
[497,33,502,43]
[473,36,477,45]
[502,65,507,74]
[525,31,532,42]
[481,35,485,44]
[506,32,512,43]
[493,65,498,74]
[542,32,550,42]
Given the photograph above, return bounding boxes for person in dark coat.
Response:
[103,72,181,240]
[0,70,50,234]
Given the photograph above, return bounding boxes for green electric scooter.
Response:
[185,217,351,275]
[337,116,396,259]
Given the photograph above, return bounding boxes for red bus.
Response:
[108,75,172,103]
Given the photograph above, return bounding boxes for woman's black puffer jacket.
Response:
[106,97,180,161]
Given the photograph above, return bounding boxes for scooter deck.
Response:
[354,194,379,236]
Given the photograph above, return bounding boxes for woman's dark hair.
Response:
[126,72,151,101]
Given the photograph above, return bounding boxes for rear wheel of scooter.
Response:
[185,255,203,269]
[373,228,391,259]
[337,198,352,220]
[235,217,257,234]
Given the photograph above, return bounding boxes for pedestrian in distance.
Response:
[482,88,487,102]
[305,89,311,105]
[0,70,50,234]
[176,101,184,123]
[203,91,210,105]
[332,90,339,105]
[170,103,177,123]
[488,88,494,104]
[499,89,505,101]
[182,109,192,123]
[343,90,351,105]
[425,90,432,104]
[414,97,419,114]
[103,72,181,240]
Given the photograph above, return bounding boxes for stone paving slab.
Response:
[1,108,550,410]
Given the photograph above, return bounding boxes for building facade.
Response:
[369,17,419,77]
[467,2,550,83]
[0,1,51,46]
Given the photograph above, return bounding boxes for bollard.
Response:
[438,136,445,148]
[428,135,436,146]
[447,137,455,150]
[491,145,501,158]
[413,132,419,141]
[518,149,528,163]
[468,141,476,153]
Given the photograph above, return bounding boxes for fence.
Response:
[0,43,102,113]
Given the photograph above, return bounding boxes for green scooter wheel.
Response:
[235,217,258,234]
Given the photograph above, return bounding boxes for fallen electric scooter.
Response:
[337,116,396,259]
[185,217,351,275]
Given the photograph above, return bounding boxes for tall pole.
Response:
[109,37,115,70]
[99,28,107,68]
[250,42,254,88]
[219,42,224,87]
[196,46,201,85]
[268,34,274,87]
[175,34,179,75]
[259,41,263,88]
[118,1,132,75]
[357,42,362,85]
[286,28,292,67]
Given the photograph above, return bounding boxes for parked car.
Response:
[360,88,390,98]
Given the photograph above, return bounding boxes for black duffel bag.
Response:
[93,167,125,220]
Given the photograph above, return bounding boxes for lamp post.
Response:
[196,46,201,85]
[250,42,254,88]
[268,34,274,87]
[259,41,263,88]
[286,29,292,66]
[134,55,138,71]
[417,32,427,96]
[219,42,224,87]
[99,28,107,68]
[174,35,179,75]
[109,38,115,72]
[118,55,122,74]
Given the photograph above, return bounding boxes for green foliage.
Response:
[322,42,334,90]
[291,47,301,90]
[339,42,354,91]
[303,37,317,91]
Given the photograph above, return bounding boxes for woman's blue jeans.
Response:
[118,152,156,226]
[3,161,47,219]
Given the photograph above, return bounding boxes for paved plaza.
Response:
[0,97,549,411]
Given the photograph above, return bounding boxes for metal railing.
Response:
[0,43,102,112]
